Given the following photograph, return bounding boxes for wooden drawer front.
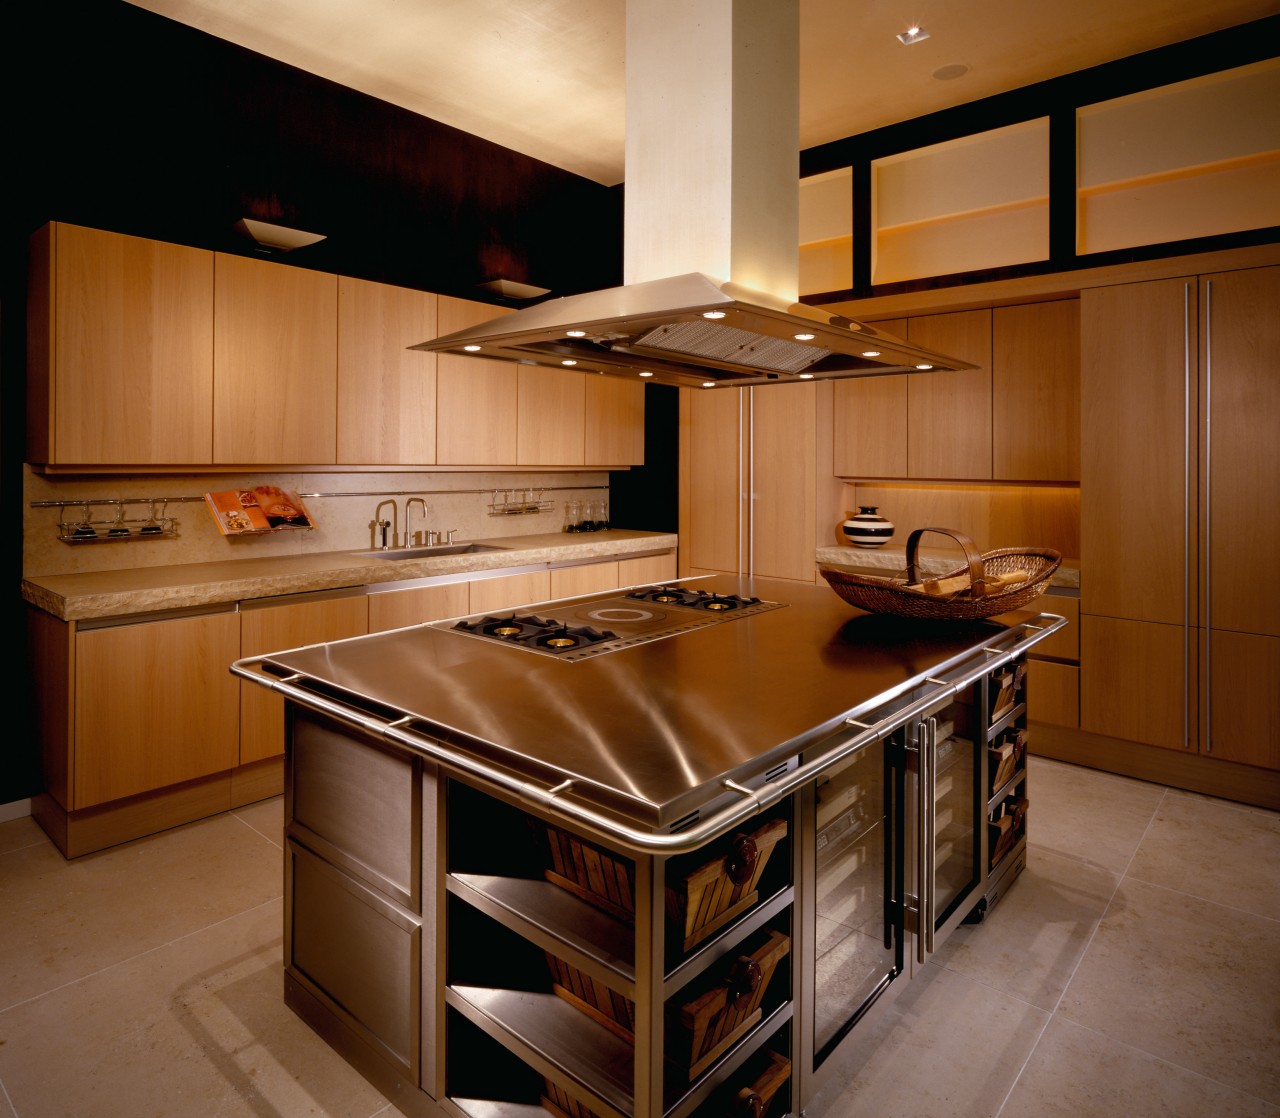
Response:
[550,562,621,600]
[469,571,552,615]
[1027,661,1079,728]
[618,552,678,586]
[1033,595,1079,660]
[368,581,469,633]
[289,841,421,1076]
[291,712,422,910]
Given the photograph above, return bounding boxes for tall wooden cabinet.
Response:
[681,384,823,583]
[1080,265,1279,770]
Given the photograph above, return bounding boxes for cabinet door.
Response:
[992,301,1080,481]
[468,572,551,615]
[368,582,469,634]
[1206,629,1280,769]
[43,223,215,465]
[618,552,677,586]
[337,277,438,465]
[240,595,369,764]
[1080,615,1195,752]
[74,612,241,808]
[907,309,992,479]
[832,318,907,478]
[550,562,620,599]
[585,377,645,466]
[1081,278,1197,625]
[518,367,585,465]
[751,384,818,583]
[214,253,338,463]
[436,296,517,465]
[683,387,745,574]
[1202,266,1280,638]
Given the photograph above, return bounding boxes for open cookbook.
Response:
[205,486,315,535]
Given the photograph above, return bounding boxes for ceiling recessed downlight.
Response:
[896,25,930,45]
[701,381,717,388]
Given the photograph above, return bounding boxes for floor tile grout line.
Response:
[0,1071,16,1118]
[992,786,1170,1117]
[0,895,282,1018]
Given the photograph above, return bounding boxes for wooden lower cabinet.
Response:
[468,571,552,615]
[1206,628,1280,770]
[368,582,470,633]
[239,593,370,765]
[1080,614,1195,752]
[74,611,242,807]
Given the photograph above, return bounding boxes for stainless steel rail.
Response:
[231,612,1066,856]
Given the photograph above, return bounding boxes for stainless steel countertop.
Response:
[254,573,1055,833]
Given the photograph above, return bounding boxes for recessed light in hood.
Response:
[410,271,974,388]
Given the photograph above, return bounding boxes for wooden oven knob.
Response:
[727,956,763,1010]
[725,833,759,885]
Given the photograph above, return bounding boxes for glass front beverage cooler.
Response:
[806,657,1028,1094]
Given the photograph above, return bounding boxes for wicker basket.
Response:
[820,527,1061,621]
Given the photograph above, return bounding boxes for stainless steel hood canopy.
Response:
[410,272,974,388]
[412,0,973,388]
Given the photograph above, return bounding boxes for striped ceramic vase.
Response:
[842,507,895,548]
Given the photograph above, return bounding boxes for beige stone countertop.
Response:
[815,544,1080,590]
[23,530,679,622]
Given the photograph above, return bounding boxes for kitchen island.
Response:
[237,573,1065,1118]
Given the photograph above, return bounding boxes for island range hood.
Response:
[412,0,974,389]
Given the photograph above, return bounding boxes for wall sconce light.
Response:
[477,277,552,300]
[233,218,327,252]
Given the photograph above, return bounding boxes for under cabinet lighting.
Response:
[794,332,816,341]
[862,350,881,357]
[566,329,587,337]
[464,345,483,352]
[916,363,934,370]
[561,359,578,366]
[701,381,717,388]
[639,371,654,377]
[703,310,727,319]
[799,373,815,379]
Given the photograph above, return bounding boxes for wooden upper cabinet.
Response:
[213,252,338,464]
[518,367,585,465]
[337,276,438,464]
[435,295,517,465]
[1081,277,1196,626]
[29,222,215,465]
[907,309,993,479]
[832,317,908,478]
[992,300,1080,482]
[586,377,645,466]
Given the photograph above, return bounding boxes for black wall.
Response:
[3,0,628,805]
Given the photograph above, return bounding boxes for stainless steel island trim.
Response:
[232,612,1065,855]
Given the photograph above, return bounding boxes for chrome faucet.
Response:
[374,499,399,550]
[405,497,428,548]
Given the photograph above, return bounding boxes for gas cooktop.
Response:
[437,583,786,661]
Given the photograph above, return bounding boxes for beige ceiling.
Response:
[128,0,1277,186]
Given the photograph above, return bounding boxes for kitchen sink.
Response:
[354,543,512,561]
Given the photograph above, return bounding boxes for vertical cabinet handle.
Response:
[1183,281,1192,750]
[1203,280,1213,753]
[924,716,936,957]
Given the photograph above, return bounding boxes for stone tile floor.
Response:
[1,757,1276,1117]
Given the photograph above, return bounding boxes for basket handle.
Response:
[906,527,987,597]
